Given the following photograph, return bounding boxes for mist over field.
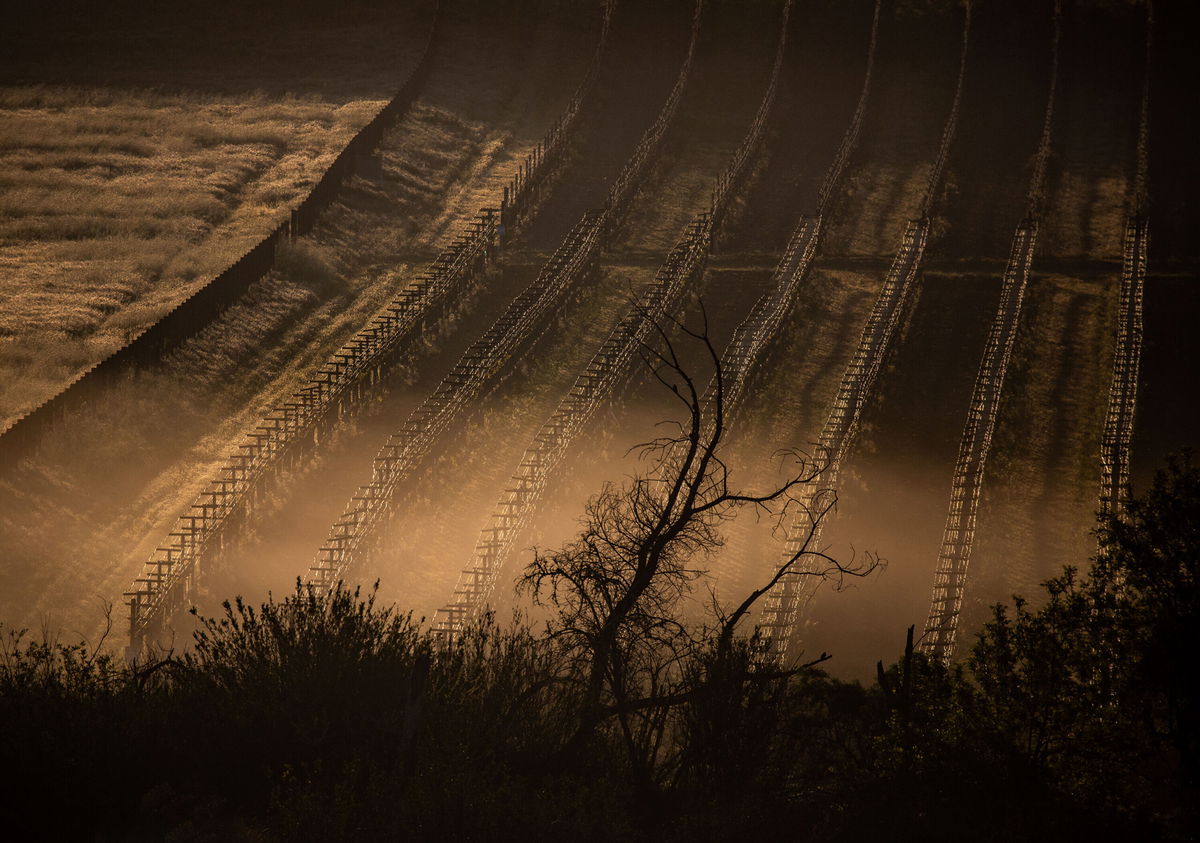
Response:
[2,0,1200,835]
[0,0,1197,836]
[0,0,1193,666]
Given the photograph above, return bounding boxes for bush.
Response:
[1,457,1197,839]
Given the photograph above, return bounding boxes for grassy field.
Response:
[820,3,961,257]
[141,0,703,627]
[0,0,597,638]
[957,3,1142,636]
[680,0,969,674]
[343,0,778,623]
[711,266,884,602]
[0,91,405,425]
[933,0,1052,259]
[961,271,1114,636]
[0,0,1179,673]
[769,0,1148,677]
[805,269,1000,678]
[0,3,433,427]
[192,0,798,627]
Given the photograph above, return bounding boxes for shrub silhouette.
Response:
[2,459,1197,840]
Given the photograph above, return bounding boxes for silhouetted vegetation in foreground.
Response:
[1,461,1196,840]
[2,326,1196,841]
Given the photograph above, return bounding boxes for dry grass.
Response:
[961,271,1115,633]
[0,0,435,427]
[0,89,404,425]
[0,2,599,639]
[821,7,961,258]
[709,267,883,597]
[359,261,649,620]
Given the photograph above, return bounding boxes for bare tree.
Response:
[518,308,879,785]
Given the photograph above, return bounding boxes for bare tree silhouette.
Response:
[519,307,880,785]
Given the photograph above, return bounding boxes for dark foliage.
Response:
[2,298,1197,843]
[1,454,1194,839]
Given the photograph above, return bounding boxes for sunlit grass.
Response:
[0,89,391,425]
